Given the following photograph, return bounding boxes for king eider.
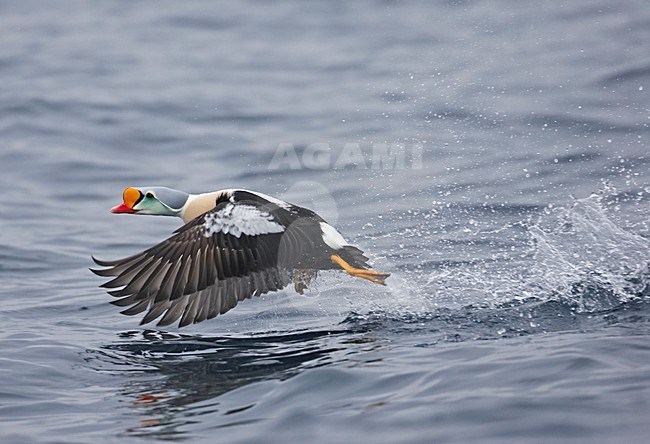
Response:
[91,187,390,328]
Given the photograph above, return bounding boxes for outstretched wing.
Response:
[92,198,302,327]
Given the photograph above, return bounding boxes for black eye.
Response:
[146,192,154,199]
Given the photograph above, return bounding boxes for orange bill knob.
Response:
[111,187,141,213]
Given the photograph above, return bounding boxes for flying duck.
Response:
[92,187,390,328]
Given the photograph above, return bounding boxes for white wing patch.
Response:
[319,222,349,249]
[204,204,285,238]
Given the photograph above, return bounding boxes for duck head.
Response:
[111,186,189,217]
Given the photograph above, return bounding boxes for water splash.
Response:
[343,188,649,341]
[416,188,650,313]
[526,191,649,311]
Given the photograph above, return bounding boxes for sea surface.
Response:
[1,1,649,442]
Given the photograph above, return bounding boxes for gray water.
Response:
[1,1,649,442]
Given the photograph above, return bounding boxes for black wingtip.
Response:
[155,318,173,328]
[91,255,116,267]
[90,267,118,277]
[178,316,193,328]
